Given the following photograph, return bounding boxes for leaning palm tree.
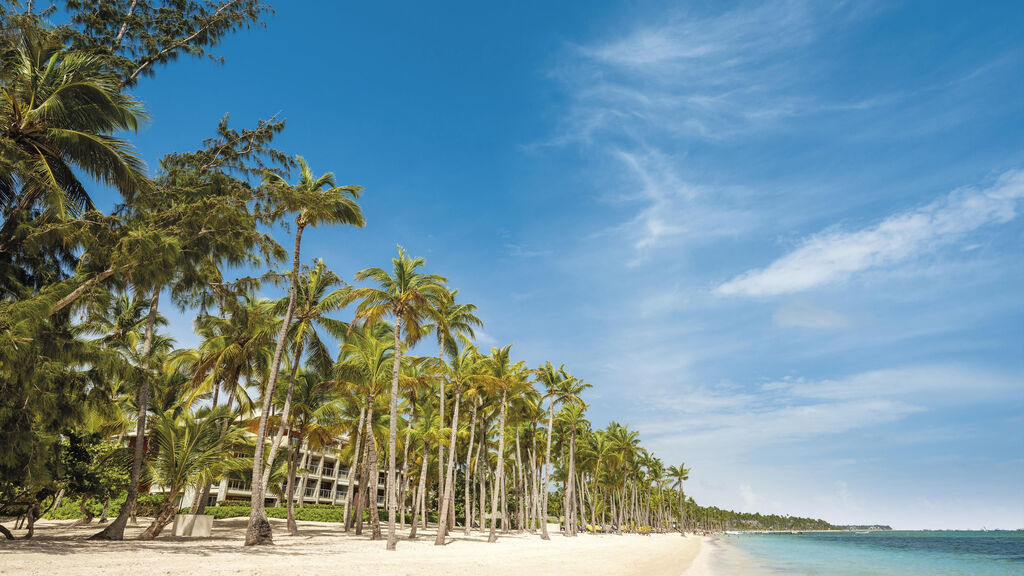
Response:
[138,406,245,540]
[246,156,363,546]
[348,246,447,550]
[0,28,149,247]
[261,259,349,530]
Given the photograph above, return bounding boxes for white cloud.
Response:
[716,169,1024,296]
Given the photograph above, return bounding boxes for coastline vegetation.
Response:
[0,1,837,546]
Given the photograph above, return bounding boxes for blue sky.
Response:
[83,0,1022,529]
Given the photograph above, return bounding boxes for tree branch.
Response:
[122,0,242,87]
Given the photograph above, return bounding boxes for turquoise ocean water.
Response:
[712,531,1024,575]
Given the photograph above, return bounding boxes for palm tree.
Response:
[556,400,589,536]
[262,259,349,527]
[334,323,394,536]
[667,462,691,533]
[348,247,446,550]
[246,156,363,546]
[535,362,569,539]
[0,28,148,247]
[481,345,529,543]
[138,407,244,539]
[434,344,486,545]
[424,288,482,529]
[277,369,342,535]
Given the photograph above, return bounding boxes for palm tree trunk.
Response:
[342,405,366,532]
[296,446,310,509]
[284,429,300,535]
[409,441,429,538]
[366,411,383,541]
[567,428,577,536]
[478,442,487,533]
[436,337,446,526]
[385,313,403,550]
[262,341,306,491]
[513,428,524,532]
[463,402,478,536]
[245,222,304,546]
[90,287,160,541]
[487,390,507,543]
[139,497,177,540]
[355,401,375,535]
[434,390,461,545]
[539,400,555,540]
[399,427,411,528]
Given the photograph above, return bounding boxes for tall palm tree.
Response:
[667,462,691,533]
[556,400,589,536]
[246,156,363,546]
[433,344,486,545]
[261,259,349,523]
[334,322,394,536]
[277,368,342,535]
[424,288,482,528]
[481,345,528,543]
[535,361,569,539]
[0,28,148,247]
[348,246,446,550]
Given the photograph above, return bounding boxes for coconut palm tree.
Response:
[667,462,691,533]
[277,369,342,535]
[480,345,529,543]
[535,362,573,539]
[348,247,446,550]
[173,292,276,513]
[334,322,394,536]
[556,400,589,536]
[397,357,437,528]
[261,259,349,519]
[0,28,148,247]
[433,344,487,544]
[246,157,363,546]
[423,288,482,527]
[138,406,244,539]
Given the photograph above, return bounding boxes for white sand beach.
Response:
[0,519,709,576]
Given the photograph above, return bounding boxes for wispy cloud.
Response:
[773,301,850,330]
[716,169,1024,297]
[610,149,757,261]
[504,243,547,258]
[638,364,1019,455]
[555,0,822,143]
[549,1,877,261]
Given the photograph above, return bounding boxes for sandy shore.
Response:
[0,518,706,576]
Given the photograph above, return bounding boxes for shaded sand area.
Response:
[0,518,705,576]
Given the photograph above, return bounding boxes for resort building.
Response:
[131,429,389,510]
[210,437,387,508]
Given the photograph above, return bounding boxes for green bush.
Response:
[194,504,349,523]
